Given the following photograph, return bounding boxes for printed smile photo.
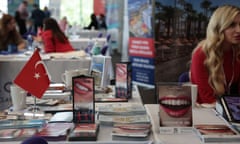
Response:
[72,75,95,123]
[157,83,192,127]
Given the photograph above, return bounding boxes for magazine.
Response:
[0,119,46,129]
[98,103,146,115]
[68,123,99,141]
[95,93,128,102]
[98,114,151,126]
[193,124,240,143]
[111,123,151,141]
[0,128,37,141]
[35,122,74,141]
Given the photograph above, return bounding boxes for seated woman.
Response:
[0,14,26,52]
[84,13,99,30]
[35,18,74,53]
[190,5,240,106]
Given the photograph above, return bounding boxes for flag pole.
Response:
[15,47,48,118]
[25,94,43,118]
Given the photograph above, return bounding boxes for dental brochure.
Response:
[193,124,240,143]
[90,55,111,88]
[72,75,95,123]
[157,83,193,134]
[115,62,132,99]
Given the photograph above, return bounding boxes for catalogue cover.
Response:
[111,123,151,141]
[0,128,37,141]
[68,123,99,141]
[35,122,74,141]
[193,124,240,143]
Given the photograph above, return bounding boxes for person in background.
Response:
[34,18,74,53]
[59,16,68,32]
[0,14,26,51]
[17,0,29,35]
[84,13,99,30]
[43,6,51,18]
[98,14,107,30]
[14,11,25,36]
[22,19,36,39]
[31,3,46,34]
[190,5,240,106]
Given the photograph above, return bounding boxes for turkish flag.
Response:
[14,49,50,98]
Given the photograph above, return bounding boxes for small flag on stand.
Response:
[14,49,50,99]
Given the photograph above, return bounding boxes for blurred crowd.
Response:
[0,0,108,54]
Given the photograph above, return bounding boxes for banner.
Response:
[93,0,105,15]
[128,0,155,88]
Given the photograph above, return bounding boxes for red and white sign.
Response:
[128,37,155,58]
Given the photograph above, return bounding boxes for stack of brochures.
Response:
[0,119,46,141]
[35,122,74,141]
[68,123,99,141]
[97,103,151,140]
[0,128,38,141]
[193,124,240,143]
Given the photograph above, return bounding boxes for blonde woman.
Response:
[190,5,240,105]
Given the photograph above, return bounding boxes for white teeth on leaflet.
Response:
[76,83,88,91]
[161,99,189,106]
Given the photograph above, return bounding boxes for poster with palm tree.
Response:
[154,0,240,82]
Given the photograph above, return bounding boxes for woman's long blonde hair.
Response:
[193,5,240,96]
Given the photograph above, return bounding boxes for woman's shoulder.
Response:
[192,46,206,58]
[42,30,52,37]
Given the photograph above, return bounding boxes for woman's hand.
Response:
[17,41,26,50]
[33,35,42,42]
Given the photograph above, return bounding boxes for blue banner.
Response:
[130,56,155,87]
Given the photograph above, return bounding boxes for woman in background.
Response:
[36,18,74,53]
[0,14,26,51]
[84,13,99,30]
[98,14,107,30]
[59,16,68,32]
[190,5,240,105]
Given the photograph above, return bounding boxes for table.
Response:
[0,54,91,110]
[1,86,153,144]
[68,30,107,39]
[145,104,240,144]
[35,85,143,113]
[70,38,107,51]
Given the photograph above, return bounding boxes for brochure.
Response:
[193,124,240,143]
[157,83,192,133]
[115,62,132,99]
[72,75,95,123]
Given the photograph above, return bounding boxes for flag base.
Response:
[25,96,44,118]
[24,106,44,118]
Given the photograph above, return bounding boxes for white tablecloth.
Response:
[1,86,154,144]
[0,54,91,110]
[145,104,240,144]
